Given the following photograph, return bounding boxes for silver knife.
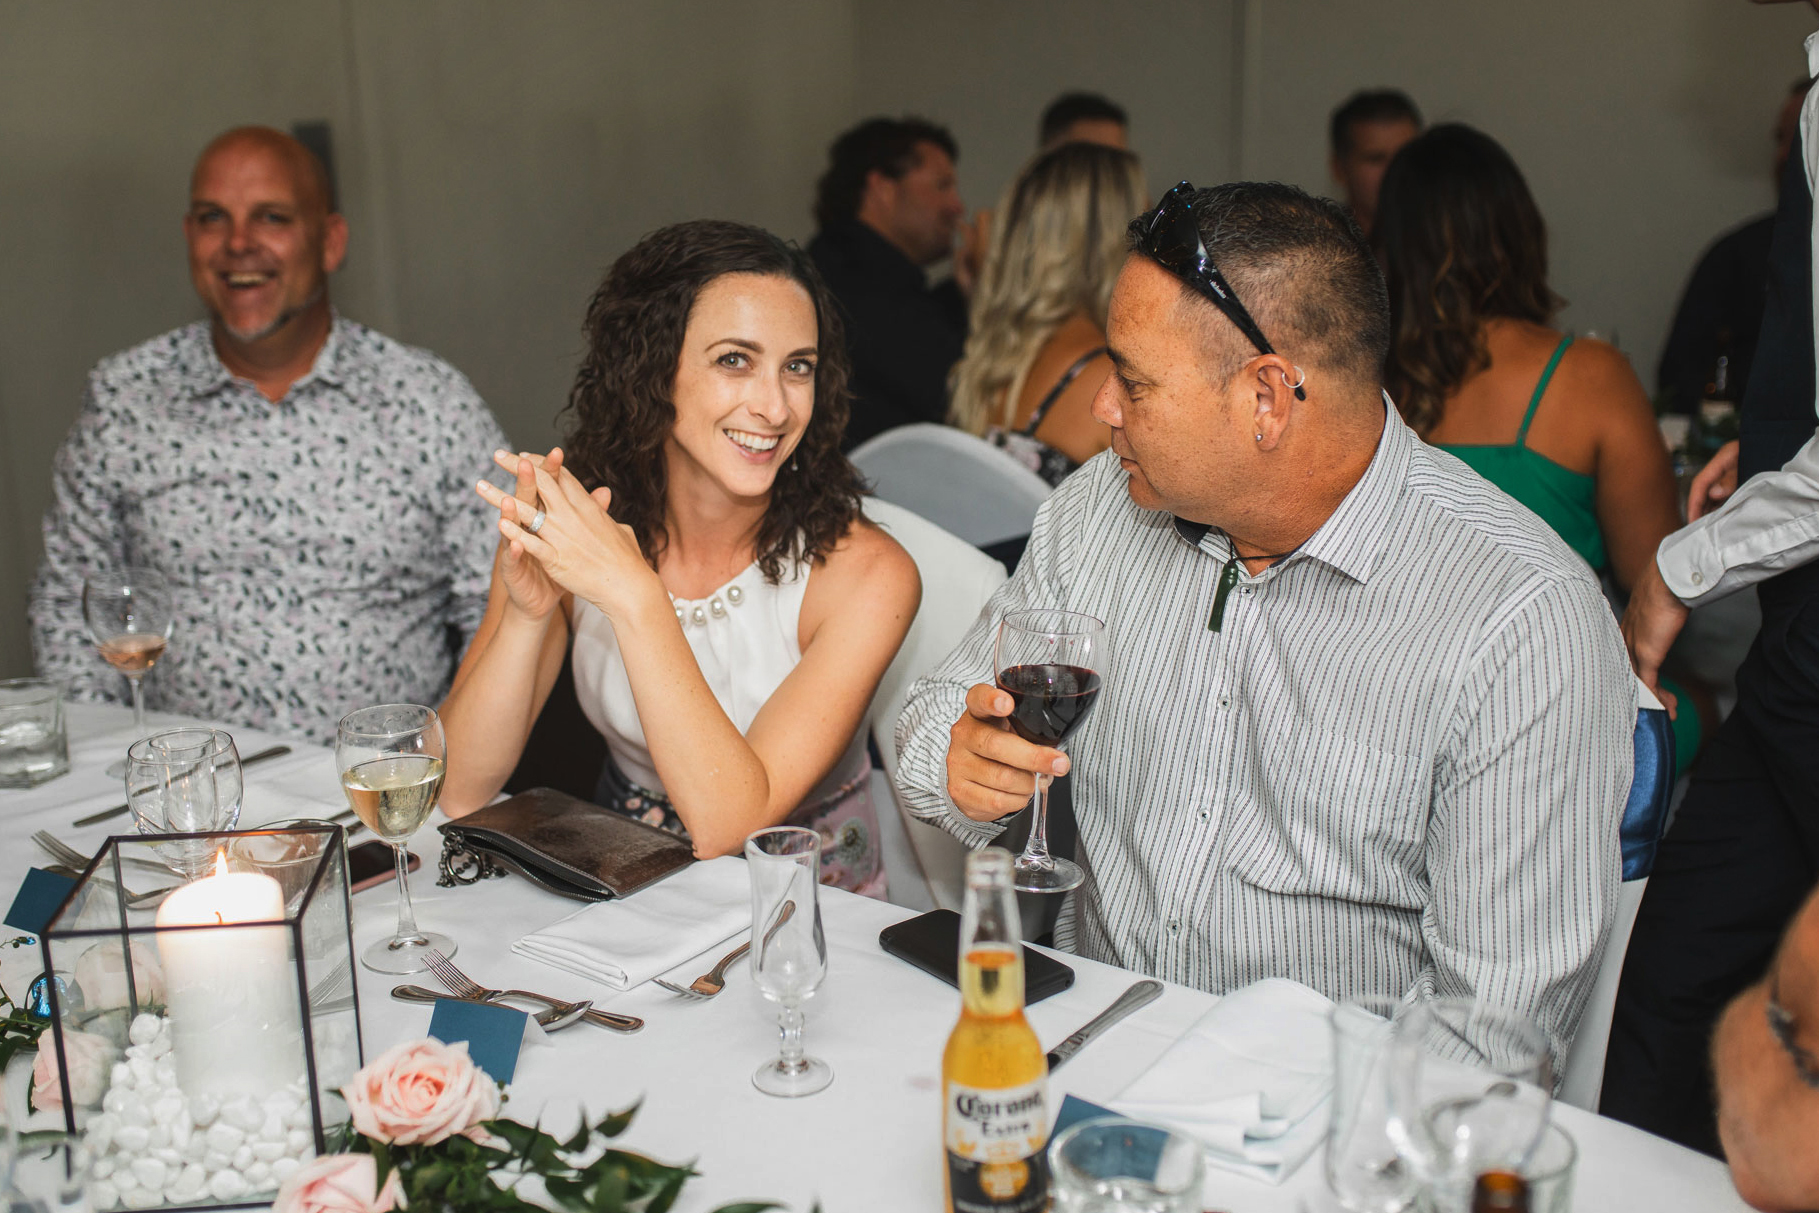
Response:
[390,984,643,1033]
[72,745,295,827]
[1046,979,1163,1072]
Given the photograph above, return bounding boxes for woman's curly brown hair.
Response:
[1376,123,1565,434]
[557,219,865,583]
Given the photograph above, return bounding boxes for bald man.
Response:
[30,127,510,743]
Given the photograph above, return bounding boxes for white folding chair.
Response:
[862,497,1007,911]
[1557,678,1675,1111]
[849,424,1052,549]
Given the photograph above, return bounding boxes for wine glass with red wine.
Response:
[83,569,176,779]
[993,608,1106,893]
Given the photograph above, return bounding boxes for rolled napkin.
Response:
[512,855,749,990]
[1111,976,1335,1184]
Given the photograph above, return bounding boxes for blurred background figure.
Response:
[1376,122,1704,772]
[809,116,969,450]
[1657,76,1815,418]
[1037,90,1129,151]
[947,142,1144,486]
[1328,88,1423,237]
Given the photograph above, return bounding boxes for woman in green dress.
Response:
[1377,122,1705,772]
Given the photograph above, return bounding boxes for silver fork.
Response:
[390,985,592,1030]
[40,862,176,911]
[655,899,797,1001]
[423,950,643,1033]
[34,830,178,875]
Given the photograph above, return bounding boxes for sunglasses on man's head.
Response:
[1137,181,1305,401]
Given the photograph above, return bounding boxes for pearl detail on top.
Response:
[670,579,748,629]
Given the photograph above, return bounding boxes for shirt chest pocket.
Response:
[1224,726,1429,910]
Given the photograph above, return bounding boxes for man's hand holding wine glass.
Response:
[945,683,1071,823]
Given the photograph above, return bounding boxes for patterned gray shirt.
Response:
[31,316,509,744]
[894,407,1636,1061]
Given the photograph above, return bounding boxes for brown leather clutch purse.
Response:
[435,786,695,901]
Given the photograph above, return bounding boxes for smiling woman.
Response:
[437,220,921,895]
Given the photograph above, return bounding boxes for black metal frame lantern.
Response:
[38,825,362,1210]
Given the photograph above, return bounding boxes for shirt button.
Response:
[1241,586,1254,596]
[1199,810,1210,823]
[1167,920,1180,933]
[1691,571,1704,585]
[1219,696,1231,708]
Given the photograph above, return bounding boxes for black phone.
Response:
[348,839,420,892]
[878,909,1075,1005]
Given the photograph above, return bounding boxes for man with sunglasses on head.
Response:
[895,182,1636,1062]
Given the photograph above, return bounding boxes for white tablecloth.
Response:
[0,704,1752,1212]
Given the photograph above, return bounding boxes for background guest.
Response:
[947,142,1144,486]
[1658,76,1814,417]
[28,126,508,745]
[440,220,919,896]
[1376,122,1703,773]
[1328,88,1423,237]
[1711,882,1819,1211]
[809,117,969,450]
[1037,91,1130,151]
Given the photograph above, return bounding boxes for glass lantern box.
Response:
[37,825,363,1210]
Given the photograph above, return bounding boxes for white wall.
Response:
[2,0,1814,680]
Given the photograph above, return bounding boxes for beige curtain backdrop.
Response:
[1,0,1811,678]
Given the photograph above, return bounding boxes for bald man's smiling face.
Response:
[184,136,346,346]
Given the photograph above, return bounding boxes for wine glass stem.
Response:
[127,672,146,738]
[391,842,427,946]
[1020,771,1055,866]
[776,1002,806,1074]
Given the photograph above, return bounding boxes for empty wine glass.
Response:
[125,727,243,879]
[992,609,1107,893]
[1385,997,1554,1213]
[746,826,832,1097]
[336,704,451,974]
[83,569,175,779]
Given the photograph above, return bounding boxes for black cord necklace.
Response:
[1207,540,1299,632]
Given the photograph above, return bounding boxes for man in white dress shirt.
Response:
[1607,7,1819,1157]
[894,181,1636,1063]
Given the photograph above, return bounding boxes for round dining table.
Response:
[0,703,1754,1212]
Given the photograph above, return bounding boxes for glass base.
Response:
[753,1054,833,1098]
[362,931,456,975]
[1013,854,1084,894]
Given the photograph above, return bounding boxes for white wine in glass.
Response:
[83,570,176,779]
[336,704,453,974]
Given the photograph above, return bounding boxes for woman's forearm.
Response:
[439,606,563,815]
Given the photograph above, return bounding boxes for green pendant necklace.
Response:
[1207,542,1299,632]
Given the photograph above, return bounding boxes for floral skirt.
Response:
[594,753,887,899]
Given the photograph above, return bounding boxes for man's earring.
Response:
[1255,434,1263,442]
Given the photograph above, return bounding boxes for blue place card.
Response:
[427,997,528,1084]
[4,867,77,936]
[1053,1092,1118,1137]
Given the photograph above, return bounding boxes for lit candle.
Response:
[154,852,305,1102]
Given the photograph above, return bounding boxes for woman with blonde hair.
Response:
[948,142,1145,485]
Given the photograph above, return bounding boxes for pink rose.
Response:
[340,1038,500,1146]
[30,1027,114,1111]
[273,1153,405,1213]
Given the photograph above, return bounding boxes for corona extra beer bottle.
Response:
[942,848,1049,1213]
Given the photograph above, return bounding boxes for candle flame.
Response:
[213,848,229,878]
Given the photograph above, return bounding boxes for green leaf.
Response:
[596,1099,642,1139]
[708,1204,787,1213]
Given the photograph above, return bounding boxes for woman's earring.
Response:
[788,454,799,472]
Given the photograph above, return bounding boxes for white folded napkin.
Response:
[511,855,750,990]
[1111,976,1335,1184]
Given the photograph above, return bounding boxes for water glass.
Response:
[0,677,69,788]
[1327,997,1420,1212]
[1519,1123,1577,1213]
[746,826,831,1097]
[125,727,243,878]
[1050,1117,1204,1213]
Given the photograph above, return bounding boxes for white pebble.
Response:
[130,1158,167,1192]
[285,1127,313,1154]
[114,1125,150,1153]
[152,1059,176,1089]
[208,1170,249,1201]
[152,1147,181,1167]
[121,1189,160,1210]
[223,1096,263,1132]
[102,1088,131,1116]
[151,1094,184,1123]
[170,1163,206,1199]
[123,1042,147,1062]
[188,1093,220,1127]
[128,1057,156,1088]
[110,1061,134,1090]
[119,1101,151,1129]
[258,1111,285,1142]
[251,1139,285,1163]
[113,1166,140,1194]
[232,1144,254,1172]
[286,1100,314,1128]
[147,1124,169,1150]
[89,1178,119,1210]
[145,1033,172,1059]
[264,1086,303,1116]
[201,1149,231,1171]
[271,1157,301,1184]
[244,1160,272,1187]
[183,1135,206,1163]
[204,1123,244,1154]
[128,1013,161,1046]
[89,1111,120,1153]
[169,1119,192,1152]
[92,1156,116,1180]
